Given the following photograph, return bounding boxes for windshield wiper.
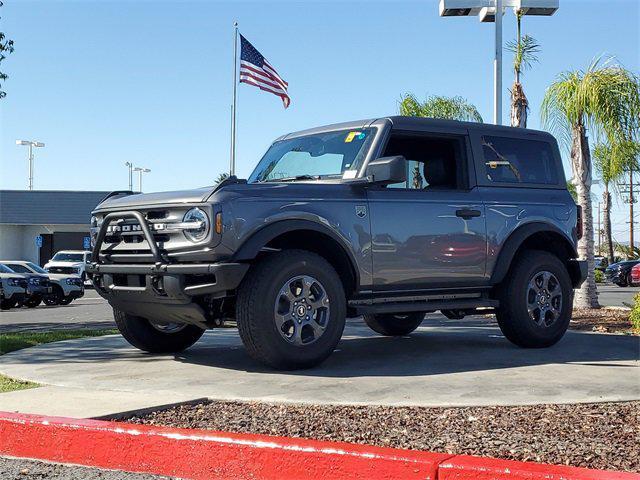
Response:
[262,175,320,183]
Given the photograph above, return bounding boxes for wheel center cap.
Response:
[296,305,307,317]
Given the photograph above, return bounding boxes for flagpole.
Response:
[230,21,238,176]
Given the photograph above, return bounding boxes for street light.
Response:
[16,139,45,190]
[133,167,151,192]
[439,0,558,125]
[125,162,134,191]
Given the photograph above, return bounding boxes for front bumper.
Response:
[604,269,624,284]
[27,286,52,296]
[568,259,588,288]
[87,262,249,326]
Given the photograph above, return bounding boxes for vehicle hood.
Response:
[95,187,216,210]
[45,261,84,268]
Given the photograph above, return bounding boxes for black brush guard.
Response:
[87,210,249,327]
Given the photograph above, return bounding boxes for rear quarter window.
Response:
[481,136,559,186]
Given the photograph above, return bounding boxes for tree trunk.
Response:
[510,81,528,128]
[571,123,600,308]
[602,186,615,264]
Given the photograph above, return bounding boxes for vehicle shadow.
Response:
[173,317,639,378]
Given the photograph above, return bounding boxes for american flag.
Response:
[239,34,290,109]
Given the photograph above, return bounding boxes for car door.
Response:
[367,128,487,292]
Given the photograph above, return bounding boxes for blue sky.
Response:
[0,0,638,239]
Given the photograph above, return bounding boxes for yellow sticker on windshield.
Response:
[345,131,361,143]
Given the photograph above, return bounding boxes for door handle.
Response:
[456,209,481,219]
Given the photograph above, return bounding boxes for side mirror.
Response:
[364,156,407,185]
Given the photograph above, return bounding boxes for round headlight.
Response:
[183,208,209,242]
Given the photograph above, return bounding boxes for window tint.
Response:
[5,264,29,273]
[382,134,467,190]
[481,136,558,185]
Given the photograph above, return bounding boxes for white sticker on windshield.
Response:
[342,170,357,179]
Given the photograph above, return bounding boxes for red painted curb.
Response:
[0,411,637,480]
[439,455,639,480]
[0,411,447,479]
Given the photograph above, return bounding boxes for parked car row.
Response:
[604,260,640,287]
[0,260,84,310]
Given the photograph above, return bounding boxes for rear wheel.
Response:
[236,249,346,370]
[363,312,425,336]
[113,309,205,353]
[496,250,572,348]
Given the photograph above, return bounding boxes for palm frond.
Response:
[398,94,483,123]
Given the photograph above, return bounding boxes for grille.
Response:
[48,266,78,275]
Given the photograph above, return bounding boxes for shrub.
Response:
[630,293,640,333]
[594,269,604,283]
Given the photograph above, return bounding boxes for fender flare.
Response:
[490,222,578,285]
[232,219,361,286]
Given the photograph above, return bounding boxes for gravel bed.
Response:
[0,457,173,479]
[571,307,636,334]
[127,400,640,472]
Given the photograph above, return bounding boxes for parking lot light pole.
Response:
[133,167,151,192]
[438,0,559,125]
[16,140,45,190]
[125,162,134,191]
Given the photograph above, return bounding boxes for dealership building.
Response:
[0,190,109,265]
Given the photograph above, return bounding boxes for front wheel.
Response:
[236,250,346,370]
[58,296,73,305]
[24,296,42,308]
[363,312,425,336]
[113,309,205,353]
[496,250,572,348]
[0,299,17,310]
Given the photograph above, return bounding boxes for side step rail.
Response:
[350,298,498,315]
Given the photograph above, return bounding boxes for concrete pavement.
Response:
[0,316,637,417]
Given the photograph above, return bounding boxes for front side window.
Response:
[381,133,467,190]
[481,136,558,185]
[249,128,375,183]
[4,264,30,273]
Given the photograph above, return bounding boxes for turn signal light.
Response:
[215,212,223,234]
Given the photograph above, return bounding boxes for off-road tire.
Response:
[496,250,572,348]
[113,309,205,353]
[236,249,346,370]
[363,312,425,336]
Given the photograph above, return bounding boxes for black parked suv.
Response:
[89,117,586,369]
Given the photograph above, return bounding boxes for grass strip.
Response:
[0,329,118,392]
[0,374,38,393]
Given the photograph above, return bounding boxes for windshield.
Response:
[248,128,375,183]
[52,252,84,262]
[27,262,47,274]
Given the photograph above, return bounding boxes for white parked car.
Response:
[0,264,28,310]
[2,261,84,306]
[44,250,92,283]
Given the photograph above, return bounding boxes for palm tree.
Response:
[214,172,229,186]
[506,10,540,128]
[399,94,483,123]
[593,140,640,264]
[399,93,482,187]
[541,57,640,308]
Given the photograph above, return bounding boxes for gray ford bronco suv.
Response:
[89,116,586,370]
